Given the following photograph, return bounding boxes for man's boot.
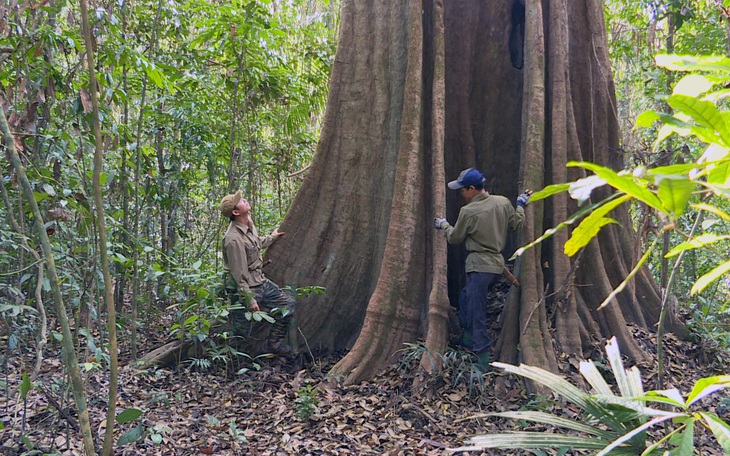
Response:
[267,320,293,356]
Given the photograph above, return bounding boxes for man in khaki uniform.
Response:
[219,190,295,356]
[434,168,531,367]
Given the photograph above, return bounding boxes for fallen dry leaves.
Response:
[1,319,729,455]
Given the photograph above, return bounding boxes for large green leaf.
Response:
[596,414,684,456]
[699,412,730,453]
[606,337,644,399]
[636,110,660,128]
[673,74,714,97]
[117,423,145,445]
[511,196,619,260]
[665,233,730,258]
[568,162,666,213]
[564,195,631,257]
[20,373,31,400]
[691,259,730,295]
[452,432,610,451]
[691,203,730,222]
[116,408,143,423]
[482,411,617,440]
[666,94,730,146]
[668,419,695,456]
[687,375,730,406]
[530,183,571,203]
[492,363,628,432]
[579,360,614,396]
[655,54,730,74]
[656,176,695,218]
[647,162,705,177]
[708,161,730,186]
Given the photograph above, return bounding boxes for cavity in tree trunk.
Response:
[264,0,687,384]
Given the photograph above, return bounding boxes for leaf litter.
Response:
[1,318,729,455]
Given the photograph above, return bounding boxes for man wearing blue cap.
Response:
[434,168,532,368]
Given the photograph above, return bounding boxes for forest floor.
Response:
[1,317,729,456]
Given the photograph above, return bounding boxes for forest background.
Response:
[2,0,730,454]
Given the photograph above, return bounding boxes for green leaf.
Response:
[486,411,617,440]
[492,363,629,431]
[605,337,644,399]
[673,74,714,97]
[451,432,610,451]
[564,195,630,257]
[665,233,730,258]
[633,393,686,409]
[596,414,684,456]
[692,203,730,222]
[646,162,703,177]
[151,433,163,444]
[687,375,730,406]
[636,110,660,128]
[116,408,143,423]
[117,423,144,445]
[708,161,730,186]
[691,259,730,295]
[647,389,686,408]
[20,373,31,400]
[668,419,694,456]
[568,162,666,213]
[529,183,571,203]
[699,412,730,453]
[666,94,730,146]
[579,361,614,396]
[656,177,695,218]
[655,54,730,74]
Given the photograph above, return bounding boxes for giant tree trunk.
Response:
[265,0,687,384]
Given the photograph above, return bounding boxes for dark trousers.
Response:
[228,278,295,342]
[458,272,499,354]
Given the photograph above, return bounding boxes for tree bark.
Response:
[79,0,118,453]
[265,0,683,383]
[419,0,449,374]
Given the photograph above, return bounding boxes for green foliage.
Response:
[452,338,730,454]
[294,384,320,420]
[518,53,730,306]
[0,0,338,365]
[398,343,493,397]
[115,408,143,424]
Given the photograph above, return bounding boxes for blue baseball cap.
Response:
[448,168,485,189]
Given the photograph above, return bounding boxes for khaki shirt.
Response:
[442,192,525,274]
[222,220,277,295]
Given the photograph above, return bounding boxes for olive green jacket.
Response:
[222,220,277,296]
[442,192,525,274]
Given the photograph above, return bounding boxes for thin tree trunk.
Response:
[116,0,130,318]
[1,107,97,455]
[79,1,118,453]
